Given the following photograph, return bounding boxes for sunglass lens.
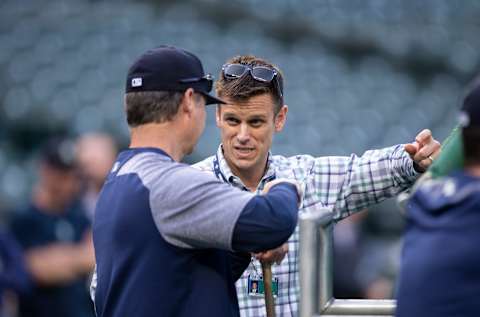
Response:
[251,66,275,82]
[206,79,213,92]
[223,64,248,78]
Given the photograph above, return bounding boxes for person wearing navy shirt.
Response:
[0,230,31,310]
[396,77,480,317]
[10,137,96,317]
[92,46,301,317]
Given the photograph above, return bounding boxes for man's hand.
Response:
[404,129,441,172]
[253,243,288,265]
[25,231,95,286]
[263,178,303,204]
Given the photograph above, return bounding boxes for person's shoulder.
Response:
[9,204,42,240]
[412,172,480,210]
[120,151,172,171]
[192,155,215,171]
[117,151,179,184]
[416,176,451,192]
[10,204,40,224]
[142,157,219,193]
[416,172,468,196]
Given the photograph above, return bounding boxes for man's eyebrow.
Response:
[248,114,267,120]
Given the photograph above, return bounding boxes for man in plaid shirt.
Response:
[194,55,441,317]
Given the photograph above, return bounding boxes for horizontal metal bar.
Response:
[323,299,396,316]
[320,315,393,317]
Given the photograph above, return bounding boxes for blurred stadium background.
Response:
[1,0,479,208]
[0,0,479,302]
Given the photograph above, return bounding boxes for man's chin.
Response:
[225,151,259,171]
[231,158,256,171]
[185,146,195,156]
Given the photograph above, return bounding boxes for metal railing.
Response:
[299,209,396,317]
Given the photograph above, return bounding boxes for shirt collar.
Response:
[122,147,174,161]
[214,144,276,190]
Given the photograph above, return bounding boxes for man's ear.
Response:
[215,105,222,127]
[180,88,196,116]
[274,105,288,132]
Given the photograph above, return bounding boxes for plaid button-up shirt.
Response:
[193,144,419,317]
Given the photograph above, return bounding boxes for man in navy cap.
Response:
[91,46,301,317]
[396,76,480,317]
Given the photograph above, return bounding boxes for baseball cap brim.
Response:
[200,92,226,105]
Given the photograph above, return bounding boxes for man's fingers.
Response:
[255,251,275,263]
[263,178,302,202]
[414,141,440,162]
[276,244,289,265]
[412,141,441,171]
[415,129,433,145]
[404,143,418,157]
[254,243,289,264]
[406,129,441,172]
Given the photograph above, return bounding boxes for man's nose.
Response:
[236,124,250,143]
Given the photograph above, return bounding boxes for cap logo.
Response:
[459,111,470,127]
[131,77,143,87]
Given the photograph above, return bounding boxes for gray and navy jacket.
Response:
[92,147,299,317]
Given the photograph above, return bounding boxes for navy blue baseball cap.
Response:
[40,137,77,170]
[126,45,225,105]
[459,81,480,128]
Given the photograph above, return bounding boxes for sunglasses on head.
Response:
[222,63,283,97]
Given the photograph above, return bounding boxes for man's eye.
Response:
[225,118,239,124]
[250,120,263,127]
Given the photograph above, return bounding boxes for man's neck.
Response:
[465,165,480,177]
[130,123,185,162]
[33,186,66,215]
[227,159,268,192]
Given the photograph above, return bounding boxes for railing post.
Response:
[299,209,333,317]
[299,209,396,317]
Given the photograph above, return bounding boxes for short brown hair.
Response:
[216,55,284,114]
[463,127,480,165]
[461,75,480,165]
[124,91,184,127]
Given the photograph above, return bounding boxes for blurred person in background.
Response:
[10,137,95,317]
[333,199,406,300]
[333,212,366,299]
[396,77,480,317]
[194,55,441,317]
[0,230,31,317]
[76,133,118,220]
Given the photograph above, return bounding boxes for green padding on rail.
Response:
[429,125,464,178]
